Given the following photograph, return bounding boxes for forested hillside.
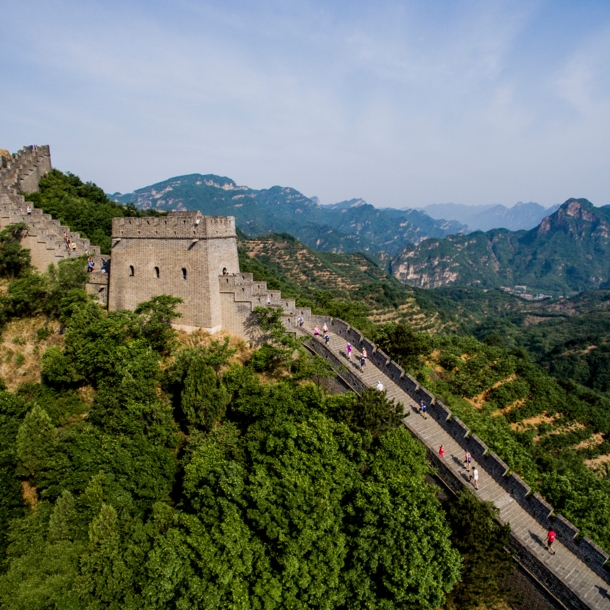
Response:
[3,168,609,607]
[392,198,610,295]
[0,212,524,608]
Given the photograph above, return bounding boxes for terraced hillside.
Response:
[393,332,610,549]
[239,233,454,333]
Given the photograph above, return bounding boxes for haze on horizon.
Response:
[1,0,610,209]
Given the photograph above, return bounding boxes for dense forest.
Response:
[2,169,608,607]
[0,171,520,608]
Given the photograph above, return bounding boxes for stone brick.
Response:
[108,212,239,332]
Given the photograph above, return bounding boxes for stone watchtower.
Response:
[108,211,239,332]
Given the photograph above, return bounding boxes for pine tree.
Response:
[181,357,230,431]
[16,404,57,478]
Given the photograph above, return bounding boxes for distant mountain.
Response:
[391,198,610,295]
[419,201,561,232]
[110,175,465,259]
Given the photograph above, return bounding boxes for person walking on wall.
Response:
[313,326,320,337]
[421,402,428,419]
[71,241,77,253]
[322,323,328,334]
[26,205,31,215]
[298,315,304,328]
[471,467,479,490]
[324,333,330,345]
[464,451,472,471]
[546,529,556,555]
[376,380,384,392]
[359,353,366,372]
[346,343,352,360]
[439,445,445,459]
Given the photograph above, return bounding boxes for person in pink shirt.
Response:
[439,445,445,458]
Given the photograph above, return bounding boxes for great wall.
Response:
[1,145,609,609]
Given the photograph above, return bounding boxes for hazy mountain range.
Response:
[417,201,561,232]
[392,199,610,295]
[110,176,465,260]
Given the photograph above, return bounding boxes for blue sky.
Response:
[2,0,609,208]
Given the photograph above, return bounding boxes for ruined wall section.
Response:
[108,212,239,331]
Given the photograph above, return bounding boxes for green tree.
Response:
[444,491,513,609]
[328,387,404,440]
[0,223,30,278]
[134,294,182,354]
[16,405,57,478]
[181,357,230,431]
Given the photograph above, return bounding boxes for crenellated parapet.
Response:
[112,212,236,240]
[0,145,52,194]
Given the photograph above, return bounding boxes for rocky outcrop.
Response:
[391,198,610,295]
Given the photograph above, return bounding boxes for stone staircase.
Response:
[300,316,610,610]
[218,272,312,339]
[0,145,102,275]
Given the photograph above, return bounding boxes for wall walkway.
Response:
[302,316,610,610]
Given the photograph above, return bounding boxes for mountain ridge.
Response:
[418,201,562,232]
[391,198,610,295]
[109,174,466,260]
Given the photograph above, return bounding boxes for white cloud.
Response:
[1,0,609,207]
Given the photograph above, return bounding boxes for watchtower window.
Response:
[129,265,135,276]
[222,267,228,275]
[182,268,187,280]
[154,267,160,278]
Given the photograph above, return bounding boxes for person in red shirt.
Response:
[439,445,445,458]
[546,529,556,554]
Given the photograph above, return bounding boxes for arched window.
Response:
[182,268,187,280]
[222,267,228,275]
[129,265,135,276]
[154,266,160,278]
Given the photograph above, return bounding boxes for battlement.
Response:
[0,145,52,194]
[112,212,236,240]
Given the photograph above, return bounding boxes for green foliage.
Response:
[252,306,334,380]
[327,387,404,441]
[27,170,166,254]
[180,357,230,431]
[0,257,89,326]
[444,491,513,609]
[134,294,182,354]
[0,224,30,278]
[374,322,432,370]
[0,321,461,608]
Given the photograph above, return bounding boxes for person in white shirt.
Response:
[376,380,384,392]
